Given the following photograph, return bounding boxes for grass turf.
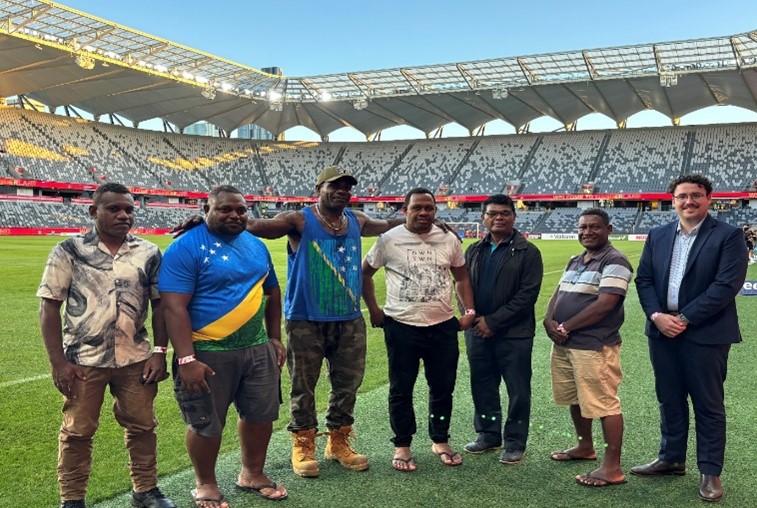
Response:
[1,236,755,507]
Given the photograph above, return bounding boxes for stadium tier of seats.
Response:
[3,108,757,197]
[2,107,756,234]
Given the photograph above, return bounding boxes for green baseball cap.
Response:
[316,166,358,186]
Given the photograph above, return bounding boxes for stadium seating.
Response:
[380,139,473,196]
[454,135,537,195]
[3,107,757,235]
[519,132,604,195]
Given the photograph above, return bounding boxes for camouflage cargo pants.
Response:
[285,317,367,431]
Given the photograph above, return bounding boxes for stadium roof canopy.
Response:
[2,0,757,139]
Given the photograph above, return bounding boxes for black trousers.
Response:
[383,316,459,447]
[465,332,533,452]
[648,337,730,476]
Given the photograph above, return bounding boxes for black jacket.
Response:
[465,230,543,339]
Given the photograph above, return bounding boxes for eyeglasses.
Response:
[484,211,514,218]
[673,192,706,201]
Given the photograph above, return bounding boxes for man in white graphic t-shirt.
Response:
[362,187,476,473]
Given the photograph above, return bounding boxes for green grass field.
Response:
[1,235,755,507]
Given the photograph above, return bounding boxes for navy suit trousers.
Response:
[648,337,730,475]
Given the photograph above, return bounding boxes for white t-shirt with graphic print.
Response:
[364,225,465,327]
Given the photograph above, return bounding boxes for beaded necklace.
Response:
[314,203,346,232]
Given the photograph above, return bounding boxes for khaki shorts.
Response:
[551,343,622,419]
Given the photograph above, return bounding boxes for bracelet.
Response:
[464,309,476,316]
[152,346,168,354]
[650,312,662,322]
[557,323,568,334]
[177,354,196,365]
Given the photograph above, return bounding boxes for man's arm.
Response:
[635,233,663,317]
[679,226,748,323]
[246,210,304,239]
[141,298,169,384]
[543,287,569,345]
[357,211,405,237]
[161,292,215,394]
[450,265,475,331]
[559,292,622,333]
[40,298,86,397]
[264,285,285,369]
[361,260,385,328]
[635,231,685,338]
[358,212,458,238]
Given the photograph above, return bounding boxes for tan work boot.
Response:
[291,429,320,477]
[324,425,369,471]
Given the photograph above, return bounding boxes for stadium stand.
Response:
[518,132,604,195]
[689,124,757,191]
[380,139,473,196]
[3,107,757,235]
[594,128,688,193]
[454,135,537,195]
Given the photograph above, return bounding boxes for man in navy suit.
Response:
[632,174,748,503]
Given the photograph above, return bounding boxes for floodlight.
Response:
[353,98,368,110]
[270,102,284,112]
[659,73,678,88]
[320,91,332,102]
[492,87,509,100]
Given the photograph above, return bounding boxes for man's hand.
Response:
[142,354,168,384]
[368,306,385,328]
[653,314,687,338]
[543,319,569,345]
[52,362,87,398]
[458,314,476,331]
[171,215,204,237]
[270,338,286,370]
[178,361,215,394]
[472,317,494,338]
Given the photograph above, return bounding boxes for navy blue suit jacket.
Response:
[635,214,747,345]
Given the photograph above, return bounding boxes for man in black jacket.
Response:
[462,194,543,464]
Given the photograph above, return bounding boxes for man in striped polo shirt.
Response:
[543,208,633,488]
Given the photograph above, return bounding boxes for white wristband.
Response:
[177,354,196,365]
[464,309,476,316]
[153,346,168,354]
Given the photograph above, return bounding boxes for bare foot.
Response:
[432,442,463,466]
[392,446,416,472]
[191,484,229,508]
[550,447,597,461]
[575,467,627,487]
[236,472,288,500]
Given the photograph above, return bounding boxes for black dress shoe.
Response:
[131,488,176,508]
[699,474,723,502]
[630,458,686,476]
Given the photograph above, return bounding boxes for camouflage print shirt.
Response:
[37,230,161,368]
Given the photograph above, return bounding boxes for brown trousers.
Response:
[58,360,158,501]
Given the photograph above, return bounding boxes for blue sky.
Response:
[59,0,757,140]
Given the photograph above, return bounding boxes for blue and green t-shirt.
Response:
[159,223,278,351]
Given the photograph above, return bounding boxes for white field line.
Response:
[0,373,50,388]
